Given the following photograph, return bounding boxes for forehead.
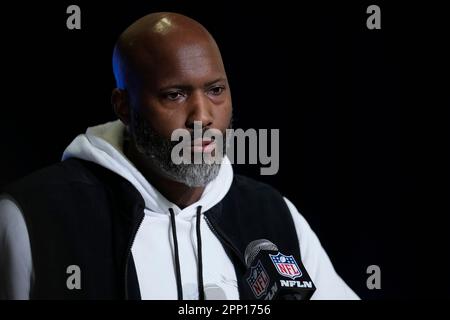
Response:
[131,36,226,87]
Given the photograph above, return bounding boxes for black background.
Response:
[1,1,449,299]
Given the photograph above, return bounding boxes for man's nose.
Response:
[186,90,213,130]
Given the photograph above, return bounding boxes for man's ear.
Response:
[111,88,131,126]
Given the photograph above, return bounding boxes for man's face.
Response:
[126,37,232,186]
[130,40,232,137]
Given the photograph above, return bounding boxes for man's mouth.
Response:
[191,138,216,153]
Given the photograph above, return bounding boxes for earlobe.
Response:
[111,88,130,126]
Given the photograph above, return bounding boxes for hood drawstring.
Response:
[196,205,205,300]
[169,206,205,301]
[169,208,183,300]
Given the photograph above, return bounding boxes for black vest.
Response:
[2,158,301,300]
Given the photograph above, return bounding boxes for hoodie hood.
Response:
[62,120,233,219]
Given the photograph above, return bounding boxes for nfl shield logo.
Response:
[246,260,270,298]
[269,252,303,280]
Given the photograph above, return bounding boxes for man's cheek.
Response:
[156,123,186,141]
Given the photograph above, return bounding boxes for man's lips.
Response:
[191,138,215,153]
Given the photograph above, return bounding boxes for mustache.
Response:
[130,109,233,146]
[169,130,225,148]
[170,123,233,146]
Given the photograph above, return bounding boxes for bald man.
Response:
[0,13,359,300]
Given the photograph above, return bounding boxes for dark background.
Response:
[1,1,448,299]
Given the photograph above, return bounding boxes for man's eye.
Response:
[209,86,225,96]
[164,91,185,101]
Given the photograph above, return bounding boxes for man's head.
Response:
[111,12,232,187]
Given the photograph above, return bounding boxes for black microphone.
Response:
[243,239,316,300]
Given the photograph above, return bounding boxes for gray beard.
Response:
[129,111,228,187]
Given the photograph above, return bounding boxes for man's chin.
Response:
[157,162,222,188]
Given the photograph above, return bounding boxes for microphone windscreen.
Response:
[244,239,278,267]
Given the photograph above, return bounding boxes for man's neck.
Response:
[125,140,204,209]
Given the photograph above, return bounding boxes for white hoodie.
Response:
[0,120,359,300]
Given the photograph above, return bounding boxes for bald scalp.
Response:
[112,12,220,89]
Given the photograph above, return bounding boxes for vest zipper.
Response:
[203,216,247,269]
[124,212,145,300]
